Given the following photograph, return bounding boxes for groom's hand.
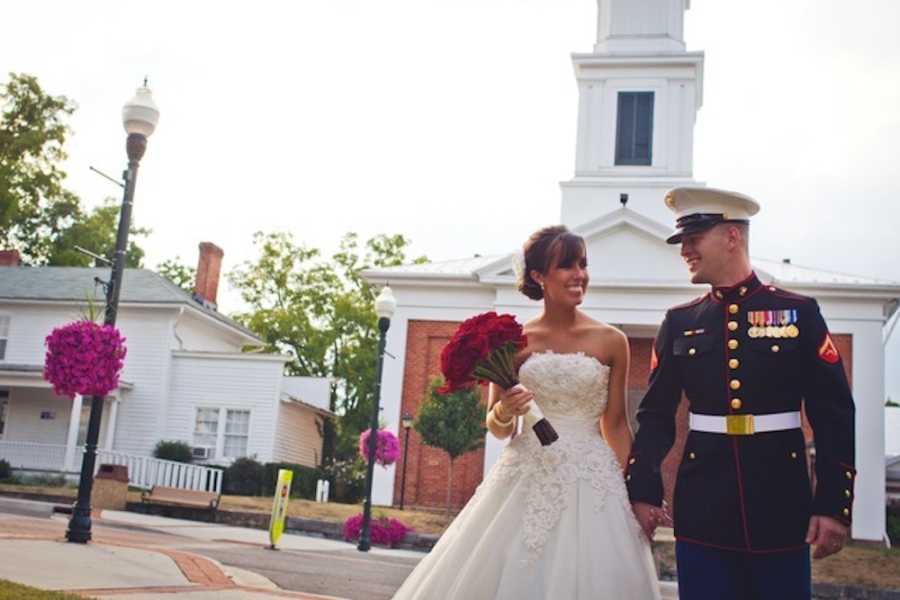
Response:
[807,515,849,559]
[631,502,663,541]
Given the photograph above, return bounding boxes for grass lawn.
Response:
[0,482,454,535]
[218,494,454,534]
[0,579,92,599]
[654,541,900,590]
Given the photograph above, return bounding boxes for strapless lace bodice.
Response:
[518,351,610,422]
[475,352,636,560]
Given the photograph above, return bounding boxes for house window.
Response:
[224,410,250,458]
[0,390,8,437]
[193,408,219,451]
[0,316,9,360]
[614,92,654,166]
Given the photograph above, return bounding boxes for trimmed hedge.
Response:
[153,440,193,464]
[0,459,10,481]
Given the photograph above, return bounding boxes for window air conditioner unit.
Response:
[191,446,212,459]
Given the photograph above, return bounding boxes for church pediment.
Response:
[476,209,688,284]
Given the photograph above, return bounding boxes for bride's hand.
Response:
[496,385,534,420]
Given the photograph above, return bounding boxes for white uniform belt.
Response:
[689,411,802,435]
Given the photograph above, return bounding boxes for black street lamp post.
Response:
[399,412,413,511]
[358,285,396,552]
[66,82,159,544]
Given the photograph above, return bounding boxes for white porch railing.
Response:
[96,450,223,494]
[0,441,222,495]
[0,441,67,471]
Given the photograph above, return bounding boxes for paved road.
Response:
[199,545,419,600]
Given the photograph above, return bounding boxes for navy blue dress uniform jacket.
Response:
[625,273,856,553]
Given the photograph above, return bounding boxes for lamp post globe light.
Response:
[399,412,414,511]
[66,82,159,544]
[358,285,397,552]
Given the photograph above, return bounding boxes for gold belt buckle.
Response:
[726,414,755,435]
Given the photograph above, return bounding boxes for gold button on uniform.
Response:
[715,291,724,299]
[791,451,798,459]
[728,321,739,331]
[730,398,742,410]
[688,348,697,356]
[729,358,740,369]
[729,339,739,350]
[739,286,748,296]
[628,457,636,465]
[843,508,850,517]
[771,345,781,353]
[729,304,739,314]
[626,474,631,481]
[730,379,741,390]
[689,452,696,460]
[846,471,853,479]
[844,489,851,498]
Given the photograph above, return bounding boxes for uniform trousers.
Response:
[676,541,811,600]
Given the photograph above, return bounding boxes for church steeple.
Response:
[595,0,690,55]
[560,0,704,227]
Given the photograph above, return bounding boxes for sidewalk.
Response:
[0,511,351,599]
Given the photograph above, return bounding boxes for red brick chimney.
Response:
[0,250,21,267]
[194,242,224,308]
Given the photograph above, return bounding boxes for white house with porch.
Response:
[0,243,332,493]
[362,0,900,545]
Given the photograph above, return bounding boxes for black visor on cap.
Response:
[666,213,748,244]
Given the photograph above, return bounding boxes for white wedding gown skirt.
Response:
[393,352,661,600]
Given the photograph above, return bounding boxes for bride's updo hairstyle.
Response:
[518,225,586,301]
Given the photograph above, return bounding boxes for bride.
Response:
[392,226,661,600]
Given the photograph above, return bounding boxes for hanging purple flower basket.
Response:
[358,428,401,467]
[43,321,127,398]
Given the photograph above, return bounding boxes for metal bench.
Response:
[140,485,220,511]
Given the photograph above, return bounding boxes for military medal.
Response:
[786,309,800,338]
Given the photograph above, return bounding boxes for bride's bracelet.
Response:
[491,403,515,428]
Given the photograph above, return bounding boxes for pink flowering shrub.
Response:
[343,512,411,547]
[358,428,401,466]
[43,321,127,398]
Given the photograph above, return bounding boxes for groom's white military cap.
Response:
[663,186,760,244]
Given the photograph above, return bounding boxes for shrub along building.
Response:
[363,0,900,545]
[0,243,333,492]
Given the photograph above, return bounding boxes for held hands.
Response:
[495,385,535,423]
[807,515,849,559]
[631,502,671,542]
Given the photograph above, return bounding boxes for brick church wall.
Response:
[396,321,853,513]
[395,320,485,510]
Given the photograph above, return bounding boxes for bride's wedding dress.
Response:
[393,351,661,599]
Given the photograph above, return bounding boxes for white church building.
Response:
[363,0,900,544]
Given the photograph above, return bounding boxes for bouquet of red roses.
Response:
[438,312,558,446]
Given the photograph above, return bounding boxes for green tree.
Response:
[0,73,149,266]
[47,197,150,267]
[0,72,80,264]
[228,231,426,463]
[415,379,486,514]
[157,256,196,291]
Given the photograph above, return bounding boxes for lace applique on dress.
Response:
[480,352,634,559]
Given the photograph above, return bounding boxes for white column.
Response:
[845,321,887,542]
[104,398,119,451]
[63,394,83,472]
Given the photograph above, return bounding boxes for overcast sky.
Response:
[3,0,899,402]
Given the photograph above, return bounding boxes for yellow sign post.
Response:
[268,469,293,549]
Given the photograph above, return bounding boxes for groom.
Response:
[625,187,856,600]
